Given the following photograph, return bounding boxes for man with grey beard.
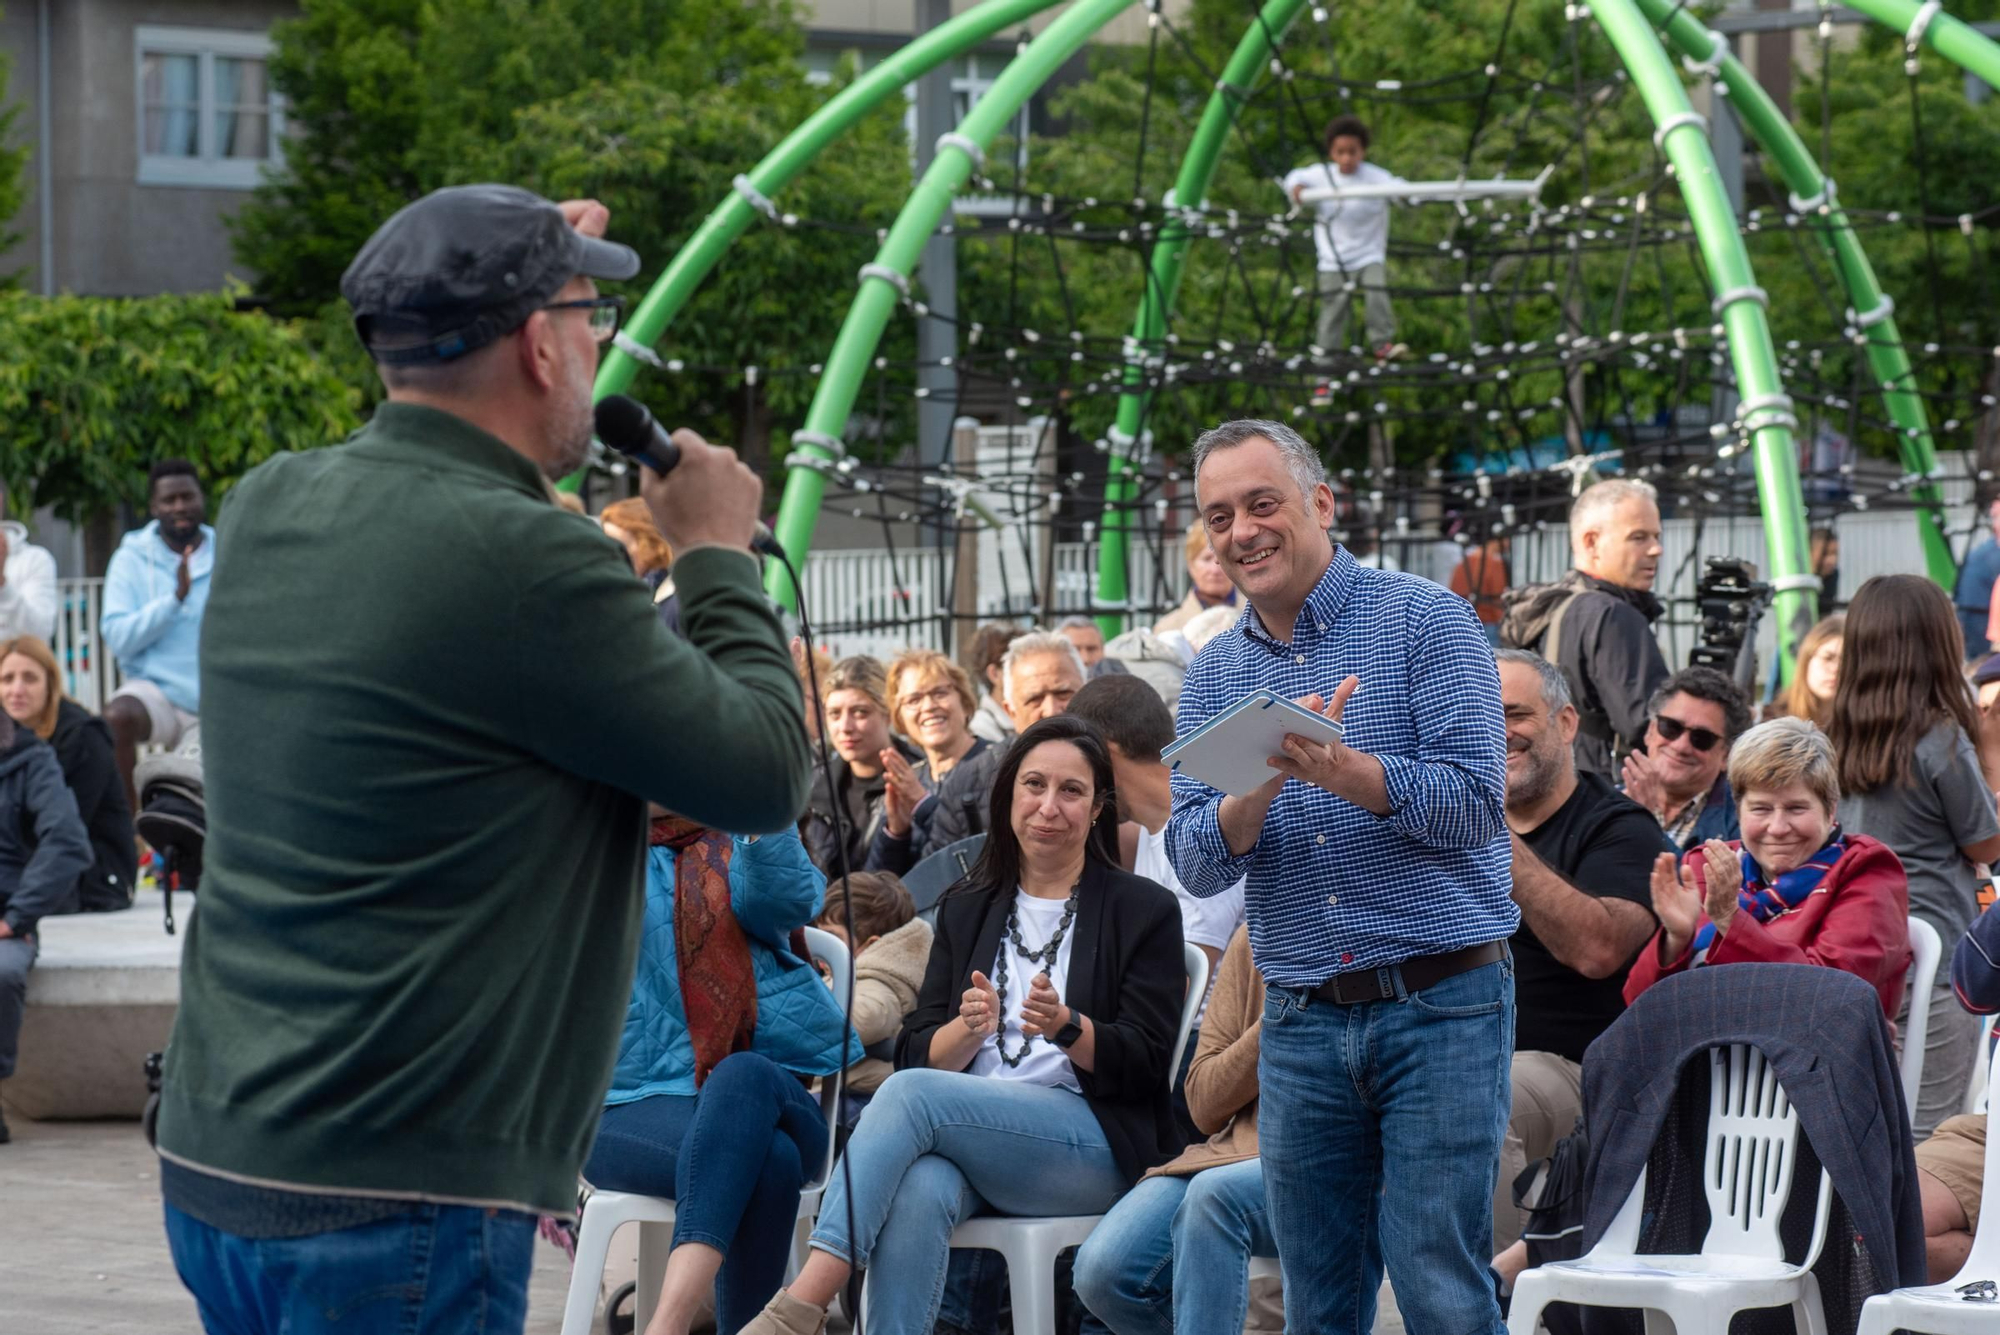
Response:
[1493,650,1672,1250]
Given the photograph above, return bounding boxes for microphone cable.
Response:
[766,543,866,1333]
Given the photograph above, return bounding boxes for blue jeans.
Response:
[1074,1159,1276,1335]
[811,1067,1126,1335]
[1258,956,1514,1335]
[163,1200,535,1335]
[583,1051,828,1334]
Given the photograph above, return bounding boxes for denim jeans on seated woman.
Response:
[163,1199,534,1335]
[1072,1159,1275,1335]
[1258,957,1513,1335]
[809,1066,1127,1335]
[583,1050,828,1334]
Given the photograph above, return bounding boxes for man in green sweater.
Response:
[155,186,811,1333]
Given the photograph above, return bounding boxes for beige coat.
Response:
[844,916,934,1095]
[1146,925,1262,1179]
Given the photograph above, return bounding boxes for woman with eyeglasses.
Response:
[1831,574,2000,1139]
[866,649,989,874]
[1626,717,1912,1019]
[737,716,1185,1335]
[1620,666,1750,853]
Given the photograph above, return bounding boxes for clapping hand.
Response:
[1266,676,1363,795]
[1697,839,1742,936]
[1622,749,1663,815]
[1649,852,1702,959]
[175,551,192,603]
[959,970,1000,1038]
[1019,972,1070,1041]
[881,748,926,837]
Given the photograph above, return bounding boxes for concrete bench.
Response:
[6,901,187,1121]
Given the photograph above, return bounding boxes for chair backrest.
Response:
[903,835,986,913]
[800,925,851,1196]
[1700,1044,1826,1263]
[1169,942,1211,1090]
[1968,1013,1997,1116]
[1901,917,1942,1116]
[1953,1048,2000,1280]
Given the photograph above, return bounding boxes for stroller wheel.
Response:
[604,1279,637,1335]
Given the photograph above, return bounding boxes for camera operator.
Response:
[153,186,811,1331]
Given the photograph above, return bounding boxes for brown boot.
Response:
[735,1290,828,1335]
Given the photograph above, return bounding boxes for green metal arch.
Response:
[760,0,1146,610]
[583,0,1070,424]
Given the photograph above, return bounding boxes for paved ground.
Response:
[0,1118,1406,1335]
[0,1119,579,1335]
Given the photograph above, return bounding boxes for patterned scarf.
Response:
[1690,829,1846,960]
[651,816,757,1086]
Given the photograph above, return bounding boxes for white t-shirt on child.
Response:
[1133,822,1244,1026]
[1281,160,1408,271]
[970,889,1080,1091]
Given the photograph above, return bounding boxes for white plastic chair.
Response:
[557,926,851,1335]
[1858,1052,2000,1335]
[1906,918,1945,1116]
[1507,1044,1833,1335]
[913,941,1212,1335]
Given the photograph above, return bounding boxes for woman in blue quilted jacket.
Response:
[584,816,859,1335]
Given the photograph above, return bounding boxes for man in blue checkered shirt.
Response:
[1167,419,1517,1335]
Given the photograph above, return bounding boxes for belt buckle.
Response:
[1332,969,1389,1005]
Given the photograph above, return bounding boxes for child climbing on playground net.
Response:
[1282,114,1411,367]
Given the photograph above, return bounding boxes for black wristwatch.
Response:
[1051,1014,1084,1049]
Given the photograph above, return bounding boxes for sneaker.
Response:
[1376,341,1409,361]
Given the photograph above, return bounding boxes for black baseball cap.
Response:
[341,185,641,365]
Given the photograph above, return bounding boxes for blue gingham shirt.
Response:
[1166,547,1517,988]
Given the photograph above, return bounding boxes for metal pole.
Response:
[37,0,53,296]
[914,0,961,490]
[1635,0,1959,596]
[1092,0,1313,637]
[763,0,1144,610]
[1591,0,1819,683]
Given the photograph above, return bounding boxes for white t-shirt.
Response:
[1281,161,1408,271]
[970,889,1079,1091]
[1134,822,1245,1025]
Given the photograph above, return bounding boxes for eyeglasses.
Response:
[901,686,960,711]
[1653,714,1723,753]
[540,295,626,343]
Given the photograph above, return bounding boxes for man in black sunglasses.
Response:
[1621,666,1753,852]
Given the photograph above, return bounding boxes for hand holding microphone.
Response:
[593,395,782,559]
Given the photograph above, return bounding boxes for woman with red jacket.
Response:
[1628,716,1912,1018]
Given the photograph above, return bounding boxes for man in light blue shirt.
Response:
[102,460,214,811]
[1167,418,1515,1335]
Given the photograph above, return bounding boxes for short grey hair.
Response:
[1055,615,1100,634]
[1495,649,1572,714]
[1001,630,1087,706]
[1190,419,1329,505]
[1727,716,1840,813]
[1568,478,1658,555]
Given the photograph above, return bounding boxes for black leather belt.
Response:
[1310,940,1509,1005]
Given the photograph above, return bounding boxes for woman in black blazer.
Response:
[741,715,1186,1335]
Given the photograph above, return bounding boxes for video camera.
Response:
[1688,556,1774,690]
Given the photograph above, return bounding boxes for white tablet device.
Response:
[1162,690,1345,798]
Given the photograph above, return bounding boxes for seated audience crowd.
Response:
[33,461,2000,1330]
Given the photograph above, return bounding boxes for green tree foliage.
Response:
[0,3,28,286]
[233,0,909,472]
[0,290,363,519]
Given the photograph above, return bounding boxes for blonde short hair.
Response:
[1184,520,1209,564]
[886,649,977,731]
[1728,716,1840,815]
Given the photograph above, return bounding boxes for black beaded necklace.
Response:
[991,879,1081,1068]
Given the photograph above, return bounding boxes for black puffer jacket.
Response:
[50,699,138,912]
[0,720,92,934]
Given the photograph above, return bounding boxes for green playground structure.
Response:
[592,0,2000,686]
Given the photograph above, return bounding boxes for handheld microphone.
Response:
[592,394,785,560]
